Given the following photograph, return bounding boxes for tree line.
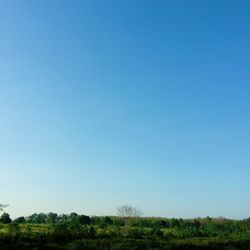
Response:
[1,204,250,249]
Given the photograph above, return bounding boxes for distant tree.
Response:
[206,216,212,221]
[37,213,47,223]
[170,218,180,228]
[104,216,113,226]
[69,212,78,223]
[0,204,8,212]
[58,214,70,223]
[245,217,250,224]
[70,212,78,218]
[0,212,12,224]
[90,216,101,225]
[13,216,26,224]
[117,205,141,236]
[78,215,90,225]
[158,220,169,228]
[26,213,47,224]
[26,213,37,223]
[117,205,141,220]
[193,219,201,228]
[98,216,113,228]
[47,212,58,224]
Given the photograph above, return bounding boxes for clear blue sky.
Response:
[0,0,250,219]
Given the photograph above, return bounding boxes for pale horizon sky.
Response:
[1,0,250,219]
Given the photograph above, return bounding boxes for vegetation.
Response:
[0,204,8,212]
[0,206,250,249]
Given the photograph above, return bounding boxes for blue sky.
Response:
[0,0,250,219]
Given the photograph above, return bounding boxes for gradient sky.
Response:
[0,0,250,219]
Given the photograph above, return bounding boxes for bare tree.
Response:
[117,205,141,219]
[0,204,8,212]
[117,205,142,230]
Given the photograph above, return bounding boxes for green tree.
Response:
[156,220,169,228]
[104,216,113,226]
[170,218,180,228]
[47,212,58,224]
[13,216,26,224]
[0,212,12,224]
[26,213,47,223]
[78,215,91,225]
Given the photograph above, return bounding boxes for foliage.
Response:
[1,212,250,249]
[13,216,26,224]
[0,213,12,224]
